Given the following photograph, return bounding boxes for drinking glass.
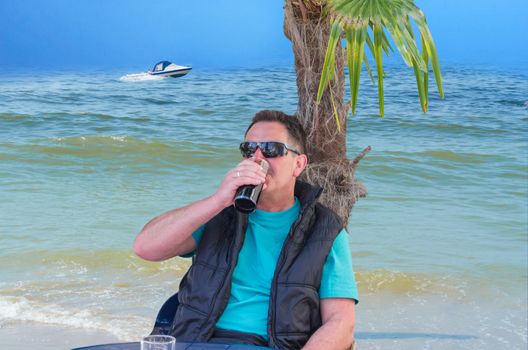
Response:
[140,335,176,350]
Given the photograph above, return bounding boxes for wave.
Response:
[416,150,501,163]
[355,270,468,297]
[0,112,32,121]
[64,111,117,120]
[426,122,508,135]
[0,248,189,339]
[10,137,509,167]
[0,249,191,275]
[0,111,151,124]
[0,249,474,297]
[368,149,511,165]
[0,249,523,341]
[498,99,528,107]
[139,97,177,105]
[119,72,165,82]
[0,295,149,341]
[351,117,526,139]
[1,135,239,167]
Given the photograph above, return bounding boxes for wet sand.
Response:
[0,324,121,350]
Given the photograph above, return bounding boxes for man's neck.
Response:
[257,187,295,212]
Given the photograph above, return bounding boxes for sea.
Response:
[0,65,526,350]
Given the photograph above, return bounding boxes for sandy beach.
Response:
[0,324,120,350]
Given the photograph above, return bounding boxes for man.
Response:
[134,110,358,349]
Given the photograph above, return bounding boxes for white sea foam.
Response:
[110,135,127,142]
[119,72,165,82]
[0,295,150,341]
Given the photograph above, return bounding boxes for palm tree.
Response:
[284,0,444,223]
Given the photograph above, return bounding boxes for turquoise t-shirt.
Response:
[189,198,358,337]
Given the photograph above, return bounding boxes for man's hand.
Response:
[212,158,267,208]
[302,298,356,350]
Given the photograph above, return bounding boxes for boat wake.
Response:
[119,72,165,82]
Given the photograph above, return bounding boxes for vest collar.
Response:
[294,180,323,210]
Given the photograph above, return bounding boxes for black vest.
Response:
[171,181,343,349]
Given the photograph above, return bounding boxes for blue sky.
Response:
[0,0,527,71]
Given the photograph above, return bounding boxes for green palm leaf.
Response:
[350,21,367,114]
[363,51,375,83]
[316,20,343,103]
[316,0,444,116]
[402,15,427,112]
[413,12,444,98]
[345,24,356,105]
[373,21,385,116]
[422,35,429,99]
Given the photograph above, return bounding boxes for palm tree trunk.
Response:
[284,0,369,225]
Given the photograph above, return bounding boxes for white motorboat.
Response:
[148,61,192,78]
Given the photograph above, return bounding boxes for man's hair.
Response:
[244,110,307,154]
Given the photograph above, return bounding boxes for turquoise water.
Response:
[0,66,527,349]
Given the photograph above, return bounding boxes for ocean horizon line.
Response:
[1,60,527,78]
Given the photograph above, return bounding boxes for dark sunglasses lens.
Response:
[240,142,256,157]
[262,142,284,158]
[240,142,287,158]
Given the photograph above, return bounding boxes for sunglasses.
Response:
[239,141,301,158]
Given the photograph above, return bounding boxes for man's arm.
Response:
[133,195,225,261]
[302,298,356,350]
[133,159,266,261]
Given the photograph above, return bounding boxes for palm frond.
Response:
[373,21,385,116]
[403,15,427,112]
[363,51,374,83]
[422,35,429,100]
[329,85,342,132]
[316,20,343,103]
[316,0,444,116]
[346,21,368,114]
[413,11,444,98]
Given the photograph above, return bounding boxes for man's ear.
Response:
[293,154,308,177]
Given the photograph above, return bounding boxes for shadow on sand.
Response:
[356,332,478,340]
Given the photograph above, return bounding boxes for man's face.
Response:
[244,121,304,194]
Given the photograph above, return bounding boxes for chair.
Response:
[150,292,179,335]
